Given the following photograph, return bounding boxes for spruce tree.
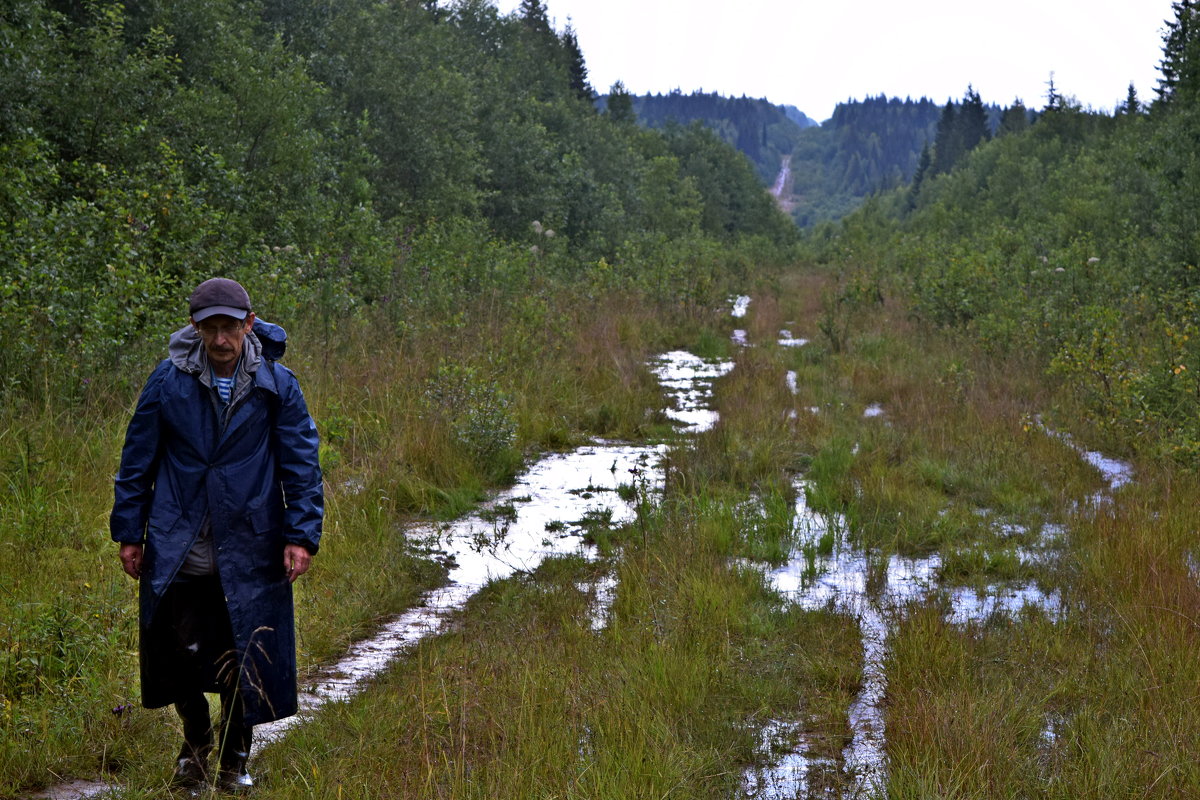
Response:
[907,142,932,210]
[1120,83,1142,115]
[1157,0,1200,105]
[997,99,1029,135]
[605,80,636,124]
[561,22,594,104]
[931,101,960,174]
[958,85,990,151]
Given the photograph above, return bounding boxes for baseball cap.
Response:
[189,278,251,322]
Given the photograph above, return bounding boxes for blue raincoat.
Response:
[111,320,323,724]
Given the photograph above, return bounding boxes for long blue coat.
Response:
[110,321,323,725]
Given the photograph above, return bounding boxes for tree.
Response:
[998,99,1029,135]
[606,80,636,125]
[1119,83,1142,116]
[931,101,960,174]
[1044,72,1063,112]
[561,21,593,103]
[1157,0,1200,106]
[518,0,554,43]
[906,143,932,210]
[958,85,990,151]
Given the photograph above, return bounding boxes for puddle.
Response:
[579,572,618,631]
[648,350,735,434]
[743,718,838,799]
[34,344,734,800]
[1032,417,1133,501]
[257,442,667,747]
[778,330,809,348]
[786,370,798,395]
[863,404,884,418]
[746,475,1076,797]
[745,407,1136,796]
[28,781,118,800]
[732,295,751,319]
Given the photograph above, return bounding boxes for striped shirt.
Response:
[214,374,234,405]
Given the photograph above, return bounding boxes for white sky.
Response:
[493,0,1175,121]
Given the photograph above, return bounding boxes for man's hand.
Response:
[283,543,312,583]
[119,543,143,579]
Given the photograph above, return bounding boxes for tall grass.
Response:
[9,262,1200,798]
[0,283,694,795]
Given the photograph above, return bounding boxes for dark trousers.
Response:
[157,575,253,763]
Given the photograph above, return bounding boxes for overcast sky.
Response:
[494,0,1176,121]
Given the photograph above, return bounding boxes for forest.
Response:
[611,89,816,185]
[819,8,1200,466]
[5,0,1200,798]
[0,0,796,407]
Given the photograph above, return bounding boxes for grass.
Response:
[7,264,1200,798]
[0,288,677,796]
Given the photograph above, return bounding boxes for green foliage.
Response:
[425,362,520,479]
[621,89,813,184]
[0,0,798,408]
[817,30,1200,463]
[788,95,945,226]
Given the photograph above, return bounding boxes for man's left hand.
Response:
[283,543,312,583]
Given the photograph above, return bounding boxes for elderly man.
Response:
[111,278,323,792]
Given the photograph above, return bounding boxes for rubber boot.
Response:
[215,689,253,793]
[172,694,213,788]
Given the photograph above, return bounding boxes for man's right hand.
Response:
[119,543,144,579]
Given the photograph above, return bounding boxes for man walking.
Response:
[111,278,323,792]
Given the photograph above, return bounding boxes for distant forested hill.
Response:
[788,95,945,226]
[601,90,817,185]
[601,88,1013,228]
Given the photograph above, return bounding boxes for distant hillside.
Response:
[600,90,816,185]
[787,95,944,226]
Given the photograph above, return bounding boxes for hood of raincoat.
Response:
[167,318,288,374]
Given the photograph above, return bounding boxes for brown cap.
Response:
[189,278,251,322]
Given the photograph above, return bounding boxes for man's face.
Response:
[192,312,255,373]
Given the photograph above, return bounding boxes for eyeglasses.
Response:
[195,320,247,339]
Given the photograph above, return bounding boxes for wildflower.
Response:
[1054,267,1066,273]
[1175,365,1187,375]
[1087,257,1100,265]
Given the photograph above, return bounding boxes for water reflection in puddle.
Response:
[649,350,735,434]
[732,295,752,319]
[744,417,1135,798]
[259,349,735,747]
[778,330,809,348]
[258,445,666,746]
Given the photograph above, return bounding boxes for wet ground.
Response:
[31,333,733,800]
[32,295,1134,799]
[739,316,1135,799]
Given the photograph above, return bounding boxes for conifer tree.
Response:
[931,101,960,174]
[519,0,554,41]
[1120,83,1142,115]
[1157,0,1200,105]
[998,99,1029,135]
[907,142,932,210]
[958,85,990,151]
[561,21,594,103]
[606,80,636,124]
